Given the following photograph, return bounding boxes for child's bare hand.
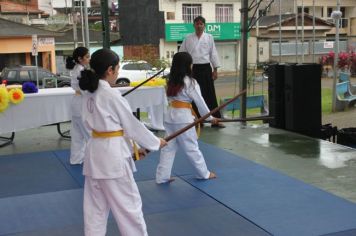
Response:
[211,117,220,125]
[138,148,148,159]
[159,138,167,148]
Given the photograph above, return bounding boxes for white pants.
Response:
[156,123,210,184]
[70,96,90,165]
[84,161,148,236]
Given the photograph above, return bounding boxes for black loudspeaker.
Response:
[284,63,322,138]
[268,64,286,129]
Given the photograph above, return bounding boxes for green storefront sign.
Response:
[165,23,241,41]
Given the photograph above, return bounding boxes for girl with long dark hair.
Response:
[156,52,218,184]
[66,46,90,165]
[79,48,166,236]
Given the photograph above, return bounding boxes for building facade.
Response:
[250,0,356,64]
[159,0,241,72]
[0,18,58,73]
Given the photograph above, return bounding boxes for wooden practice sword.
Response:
[112,68,166,97]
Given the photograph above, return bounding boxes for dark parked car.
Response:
[0,66,71,88]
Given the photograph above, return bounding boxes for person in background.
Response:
[156,52,218,184]
[179,15,225,128]
[66,46,91,165]
[79,48,167,236]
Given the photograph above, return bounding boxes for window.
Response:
[216,4,233,22]
[327,7,333,17]
[298,7,309,14]
[19,71,30,81]
[167,12,175,20]
[122,63,152,71]
[74,0,84,7]
[182,4,202,23]
[7,71,17,80]
[122,64,139,70]
[258,9,266,17]
[340,7,345,18]
[137,63,152,70]
[39,70,53,79]
[28,70,35,80]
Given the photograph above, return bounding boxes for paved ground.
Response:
[321,77,356,129]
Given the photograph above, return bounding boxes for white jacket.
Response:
[82,80,160,179]
[164,76,213,124]
[70,64,84,91]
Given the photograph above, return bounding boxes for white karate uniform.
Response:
[179,32,222,118]
[156,77,213,184]
[81,80,160,236]
[70,64,90,165]
[179,32,220,68]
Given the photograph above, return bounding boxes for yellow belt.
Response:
[170,100,200,137]
[91,130,140,161]
[75,90,82,96]
[92,130,124,138]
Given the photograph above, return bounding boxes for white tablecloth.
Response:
[117,86,167,130]
[0,86,167,134]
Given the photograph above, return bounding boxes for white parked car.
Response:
[116,60,170,86]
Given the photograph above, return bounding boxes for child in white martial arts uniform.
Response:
[66,47,91,165]
[156,52,218,184]
[78,48,167,236]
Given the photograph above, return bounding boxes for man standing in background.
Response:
[179,16,225,128]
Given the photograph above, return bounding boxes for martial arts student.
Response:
[156,52,218,184]
[78,48,167,236]
[179,15,225,128]
[66,46,91,165]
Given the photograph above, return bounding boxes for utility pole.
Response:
[72,0,78,48]
[295,0,298,63]
[301,0,304,63]
[83,0,90,49]
[312,0,315,63]
[101,0,110,48]
[239,0,248,119]
[331,0,341,112]
[80,0,85,45]
[256,7,259,66]
[278,0,281,62]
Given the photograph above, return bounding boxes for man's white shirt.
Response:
[179,32,220,69]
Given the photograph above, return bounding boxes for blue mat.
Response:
[139,178,217,214]
[145,204,270,236]
[132,151,163,182]
[178,143,356,236]
[0,173,267,236]
[0,189,83,235]
[0,151,80,198]
[172,142,255,176]
[132,141,247,180]
[2,142,356,236]
[53,149,169,183]
[7,205,270,236]
[322,229,356,236]
[53,150,85,187]
[52,141,241,184]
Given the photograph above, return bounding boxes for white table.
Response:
[0,86,167,145]
[118,86,167,130]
